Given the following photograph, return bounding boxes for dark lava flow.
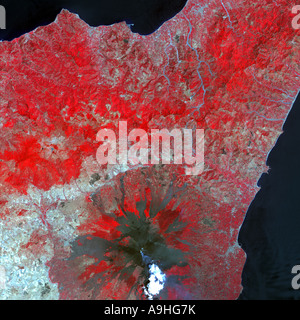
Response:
[68,181,189,299]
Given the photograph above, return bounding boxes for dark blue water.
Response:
[238,91,300,299]
[0,0,187,41]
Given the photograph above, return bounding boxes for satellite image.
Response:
[0,0,299,301]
